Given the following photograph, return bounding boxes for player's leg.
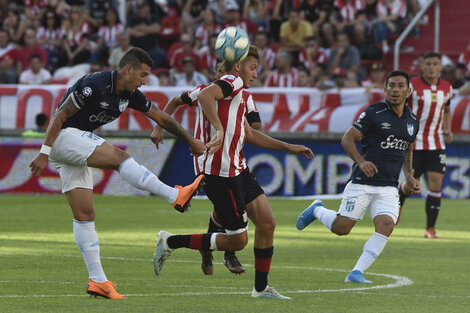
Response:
[87,139,204,211]
[424,171,444,238]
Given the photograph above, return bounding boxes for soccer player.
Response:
[153,46,314,299]
[296,70,421,283]
[28,47,206,299]
[398,52,453,238]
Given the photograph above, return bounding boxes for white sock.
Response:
[352,232,389,273]
[73,219,107,283]
[118,157,178,203]
[210,233,218,250]
[314,205,337,231]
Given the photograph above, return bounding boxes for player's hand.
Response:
[444,129,453,144]
[359,160,378,177]
[288,144,314,159]
[405,170,421,194]
[206,129,223,154]
[29,153,49,177]
[189,138,205,157]
[150,125,164,149]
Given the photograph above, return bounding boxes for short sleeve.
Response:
[69,76,101,109]
[352,106,374,134]
[129,90,151,112]
[214,74,243,98]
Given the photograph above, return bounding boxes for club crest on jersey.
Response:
[119,99,129,112]
[345,199,355,212]
[407,123,414,136]
[82,87,92,97]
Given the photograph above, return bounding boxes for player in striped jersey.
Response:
[398,52,453,238]
[153,46,314,299]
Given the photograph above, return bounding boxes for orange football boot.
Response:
[87,279,126,299]
[172,174,206,212]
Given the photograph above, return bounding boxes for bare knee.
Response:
[258,217,276,236]
[331,218,354,236]
[229,234,248,251]
[332,225,352,236]
[73,209,95,221]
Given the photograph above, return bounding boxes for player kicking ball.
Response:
[296,70,421,283]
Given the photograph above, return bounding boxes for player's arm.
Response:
[150,94,188,149]
[443,101,453,144]
[198,84,225,154]
[145,103,205,156]
[341,126,378,177]
[244,121,313,159]
[29,93,80,176]
[403,143,420,194]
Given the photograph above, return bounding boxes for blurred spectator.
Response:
[279,9,313,53]
[24,0,48,29]
[253,30,276,82]
[47,0,70,17]
[441,64,465,89]
[409,52,424,78]
[345,70,360,87]
[173,56,209,87]
[330,0,367,44]
[3,10,28,46]
[85,0,118,30]
[457,39,470,80]
[194,9,221,52]
[223,0,259,36]
[301,0,335,48]
[264,51,298,87]
[243,0,269,29]
[327,32,361,78]
[298,36,327,79]
[0,29,18,83]
[169,33,206,74]
[297,65,313,87]
[156,69,173,86]
[316,69,335,90]
[371,0,407,54]
[37,9,63,70]
[362,62,386,92]
[16,28,49,72]
[22,113,48,138]
[91,7,125,63]
[332,66,347,88]
[181,0,207,35]
[199,33,218,80]
[57,6,91,68]
[270,0,295,42]
[19,54,52,84]
[127,0,166,69]
[108,31,132,69]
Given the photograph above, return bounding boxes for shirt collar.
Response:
[110,70,117,95]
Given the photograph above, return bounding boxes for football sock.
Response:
[167,234,213,251]
[314,205,337,231]
[73,220,107,283]
[398,182,408,207]
[426,190,441,229]
[352,232,388,273]
[118,157,178,203]
[254,247,273,292]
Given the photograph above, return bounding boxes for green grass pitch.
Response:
[0,195,469,312]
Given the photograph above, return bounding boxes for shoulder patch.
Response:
[82,86,93,97]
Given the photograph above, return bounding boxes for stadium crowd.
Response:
[0,0,467,89]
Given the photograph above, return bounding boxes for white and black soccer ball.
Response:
[215,27,250,63]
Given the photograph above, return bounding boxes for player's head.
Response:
[217,45,259,88]
[35,113,47,130]
[118,47,153,92]
[384,70,411,107]
[422,52,442,80]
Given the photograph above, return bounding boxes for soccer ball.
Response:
[215,27,250,63]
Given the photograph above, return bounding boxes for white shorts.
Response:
[338,182,400,224]
[49,127,106,193]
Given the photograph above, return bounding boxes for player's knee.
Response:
[260,216,276,235]
[331,222,352,236]
[74,210,95,221]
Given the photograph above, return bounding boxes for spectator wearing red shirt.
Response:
[16,28,48,73]
[0,29,18,83]
[264,51,299,87]
[298,36,328,79]
[169,33,207,74]
[223,0,260,40]
[194,9,221,52]
[330,0,367,44]
[371,0,407,54]
[24,0,48,29]
[253,30,276,82]
[457,39,470,79]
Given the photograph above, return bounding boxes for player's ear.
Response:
[406,87,411,97]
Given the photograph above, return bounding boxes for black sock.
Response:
[254,247,274,292]
[426,195,441,229]
[167,234,212,250]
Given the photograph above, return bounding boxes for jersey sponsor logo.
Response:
[82,86,93,97]
[407,123,414,136]
[100,101,109,108]
[89,111,118,124]
[381,122,391,129]
[380,135,410,150]
[119,99,129,112]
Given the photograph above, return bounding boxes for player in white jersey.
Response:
[29,48,206,299]
[153,46,314,299]
[398,52,453,238]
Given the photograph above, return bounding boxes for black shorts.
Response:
[413,150,446,177]
[204,168,264,233]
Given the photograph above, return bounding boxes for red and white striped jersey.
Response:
[36,27,62,51]
[188,75,249,177]
[264,68,299,87]
[376,0,407,19]
[195,24,222,47]
[98,23,125,47]
[62,22,90,47]
[334,0,366,23]
[262,46,276,69]
[408,76,453,150]
[457,50,470,77]
[298,48,328,68]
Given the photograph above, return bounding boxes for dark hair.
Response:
[29,54,42,62]
[118,47,153,69]
[386,70,410,87]
[103,7,120,27]
[41,9,61,29]
[36,113,47,127]
[423,52,441,60]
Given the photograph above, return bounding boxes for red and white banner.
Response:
[1,85,469,133]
